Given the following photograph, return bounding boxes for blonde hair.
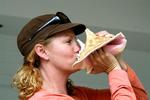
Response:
[12,49,43,99]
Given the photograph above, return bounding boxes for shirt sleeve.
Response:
[28,90,75,100]
[108,69,136,100]
[126,64,148,100]
[74,70,136,100]
[74,64,148,100]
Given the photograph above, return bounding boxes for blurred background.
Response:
[0,0,149,99]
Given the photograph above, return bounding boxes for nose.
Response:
[74,39,85,53]
[74,41,81,53]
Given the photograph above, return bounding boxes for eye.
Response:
[65,36,77,45]
[66,39,72,44]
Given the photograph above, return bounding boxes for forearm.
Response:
[116,57,148,100]
[108,69,136,100]
[126,64,148,100]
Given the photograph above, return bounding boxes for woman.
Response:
[12,12,148,100]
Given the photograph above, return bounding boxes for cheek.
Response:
[58,47,75,59]
[49,46,75,62]
[49,48,76,69]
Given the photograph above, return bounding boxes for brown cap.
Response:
[17,12,86,56]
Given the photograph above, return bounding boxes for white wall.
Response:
[0,34,21,100]
[0,0,149,33]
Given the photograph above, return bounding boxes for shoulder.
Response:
[74,86,109,92]
[73,86,111,99]
[74,86,110,96]
[28,89,74,100]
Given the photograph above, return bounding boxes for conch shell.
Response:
[73,28,124,73]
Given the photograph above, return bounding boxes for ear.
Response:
[34,43,49,60]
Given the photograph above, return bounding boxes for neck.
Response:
[39,63,70,94]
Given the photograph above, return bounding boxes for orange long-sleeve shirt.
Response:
[29,65,148,100]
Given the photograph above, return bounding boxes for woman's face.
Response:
[45,29,81,72]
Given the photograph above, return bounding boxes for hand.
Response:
[86,48,121,74]
[96,31,127,70]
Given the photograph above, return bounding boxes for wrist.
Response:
[107,66,122,74]
[115,55,127,71]
[106,63,121,74]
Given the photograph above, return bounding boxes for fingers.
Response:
[89,48,121,73]
[89,49,108,71]
[96,31,114,38]
[88,49,107,73]
[89,49,105,66]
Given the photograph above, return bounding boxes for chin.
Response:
[71,68,80,74]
